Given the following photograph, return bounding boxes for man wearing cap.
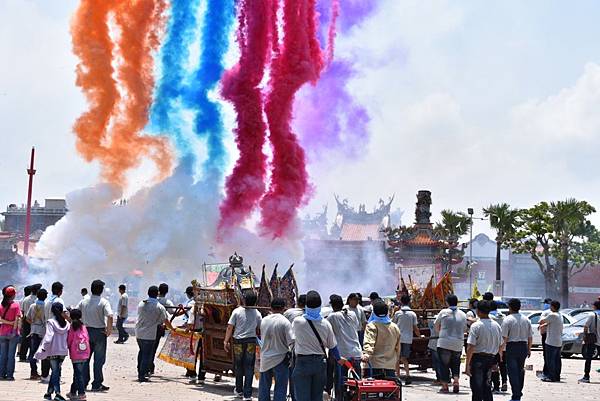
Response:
[362,299,401,380]
[78,279,113,392]
[466,300,502,401]
[327,294,362,401]
[292,290,345,401]
[258,297,293,401]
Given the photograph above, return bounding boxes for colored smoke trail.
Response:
[259,0,324,237]
[295,0,377,161]
[71,0,172,187]
[325,0,340,64]
[150,0,201,157]
[110,0,172,184]
[218,0,272,234]
[185,0,235,187]
[71,0,118,176]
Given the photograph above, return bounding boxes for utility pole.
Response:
[468,208,474,295]
[24,147,36,256]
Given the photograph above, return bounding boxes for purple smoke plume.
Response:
[295,0,378,161]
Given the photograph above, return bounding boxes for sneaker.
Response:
[66,392,76,399]
[90,385,110,392]
[213,374,221,382]
[43,394,52,401]
[40,376,50,383]
[114,340,124,344]
[243,398,252,401]
[234,389,243,398]
[54,394,67,401]
[30,373,41,380]
[578,377,590,383]
[501,383,508,392]
[5,377,14,381]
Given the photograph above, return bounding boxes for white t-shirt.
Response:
[501,313,533,343]
[292,316,337,356]
[260,314,293,372]
[467,318,502,355]
[327,310,362,358]
[117,293,129,319]
[543,312,563,347]
[228,307,262,340]
[393,307,418,344]
[284,308,304,323]
[584,312,600,346]
[435,308,467,352]
[44,295,65,320]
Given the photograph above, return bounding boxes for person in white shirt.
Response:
[284,294,306,323]
[539,297,553,377]
[41,282,66,382]
[18,285,38,362]
[224,290,262,401]
[150,283,174,375]
[258,298,293,401]
[466,300,502,401]
[78,279,113,392]
[327,294,362,401]
[539,300,563,382]
[500,298,533,401]
[435,294,467,393]
[292,291,345,401]
[392,294,420,385]
[345,293,366,343]
[115,284,129,344]
[580,300,600,383]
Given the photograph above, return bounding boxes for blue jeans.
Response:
[84,327,107,389]
[137,339,155,380]
[259,357,290,401]
[469,354,494,401]
[47,356,65,395]
[0,334,20,379]
[544,344,561,382]
[293,355,326,401]
[234,339,257,398]
[70,361,86,395]
[116,317,129,342]
[505,342,528,400]
[29,333,42,375]
[438,347,461,382]
[430,348,442,381]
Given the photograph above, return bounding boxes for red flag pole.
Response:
[24,147,36,256]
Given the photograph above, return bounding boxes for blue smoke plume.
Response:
[150,0,201,161]
[184,0,235,185]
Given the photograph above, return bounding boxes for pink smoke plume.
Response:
[218,0,273,236]
[259,0,324,238]
[295,0,378,161]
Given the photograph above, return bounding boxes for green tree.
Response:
[483,203,519,282]
[506,199,599,306]
[434,210,471,274]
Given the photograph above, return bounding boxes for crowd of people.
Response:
[0,281,600,401]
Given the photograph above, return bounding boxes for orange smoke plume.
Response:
[71,0,172,188]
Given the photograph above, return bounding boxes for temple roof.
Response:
[334,194,393,224]
[339,223,383,241]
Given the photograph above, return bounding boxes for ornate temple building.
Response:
[302,190,463,295]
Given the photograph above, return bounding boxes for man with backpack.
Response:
[579,300,600,383]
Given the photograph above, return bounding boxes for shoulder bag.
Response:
[307,320,327,360]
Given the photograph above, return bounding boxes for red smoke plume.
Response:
[259,0,324,238]
[218,0,273,235]
[71,0,172,188]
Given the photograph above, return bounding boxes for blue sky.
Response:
[2,0,600,236]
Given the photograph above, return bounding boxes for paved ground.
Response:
[2,339,599,401]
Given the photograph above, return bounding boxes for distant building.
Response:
[2,199,67,234]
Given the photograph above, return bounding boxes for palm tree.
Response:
[483,203,519,282]
[434,210,471,274]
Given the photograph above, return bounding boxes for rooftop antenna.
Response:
[24,147,36,256]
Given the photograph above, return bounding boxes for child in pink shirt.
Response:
[67,309,90,401]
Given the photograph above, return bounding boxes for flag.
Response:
[472,279,481,300]
[421,275,435,309]
[279,264,298,308]
[257,265,272,308]
[269,263,280,298]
